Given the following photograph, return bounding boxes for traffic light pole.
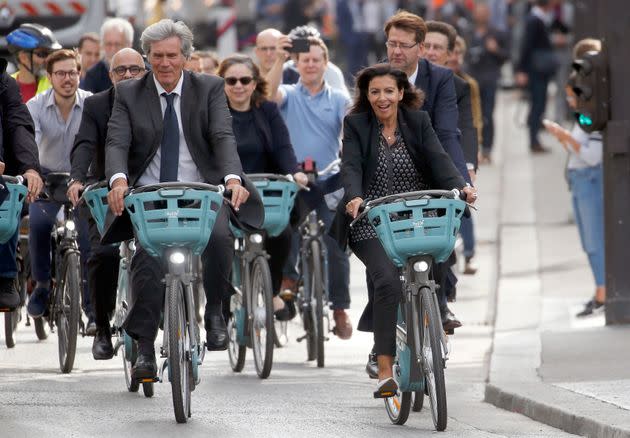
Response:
[588,1,630,324]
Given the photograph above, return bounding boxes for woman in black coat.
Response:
[217,55,307,319]
[340,63,477,396]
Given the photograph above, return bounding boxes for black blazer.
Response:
[249,100,299,174]
[70,87,115,183]
[413,58,470,184]
[453,75,478,169]
[0,62,40,175]
[516,13,553,74]
[83,60,113,94]
[105,71,263,229]
[332,107,466,248]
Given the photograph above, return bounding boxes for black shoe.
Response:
[0,277,19,311]
[440,305,462,333]
[92,328,114,360]
[531,143,550,154]
[366,352,378,379]
[132,353,157,380]
[274,297,297,322]
[576,298,604,317]
[205,306,228,351]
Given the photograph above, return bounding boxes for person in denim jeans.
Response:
[544,38,605,316]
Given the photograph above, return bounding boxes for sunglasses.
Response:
[112,65,145,76]
[224,76,254,86]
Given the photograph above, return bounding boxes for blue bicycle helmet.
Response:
[6,23,61,53]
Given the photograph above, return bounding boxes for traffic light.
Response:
[569,50,609,133]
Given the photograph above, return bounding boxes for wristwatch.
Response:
[67,178,83,187]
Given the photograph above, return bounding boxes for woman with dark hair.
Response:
[217,54,307,319]
[339,63,477,396]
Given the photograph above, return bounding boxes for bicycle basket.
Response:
[0,182,27,243]
[367,197,466,267]
[83,186,109,235]
[124,187,224,258]
[254,179,298,237]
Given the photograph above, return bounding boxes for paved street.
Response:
[0,91,576,437]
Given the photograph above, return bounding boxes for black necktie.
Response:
[159,92,179,182]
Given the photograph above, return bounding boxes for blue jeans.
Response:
[0,230,19,278]
[568,165,605,286]
[28,200,93,316]
[460,215,475,258]
[526,73,551,148]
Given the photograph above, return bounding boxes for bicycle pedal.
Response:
[445,329,454,335]
[0,307,12,312]
[140,377,159,383]
[296,334,308,343]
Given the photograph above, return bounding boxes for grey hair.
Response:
[100,17,134,46]
[140,19,194,59]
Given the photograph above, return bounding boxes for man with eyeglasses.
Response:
[68,48,146,359]
[6,23,62,103]
[24,50,93,327]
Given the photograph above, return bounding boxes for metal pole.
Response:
[596,0,630,324]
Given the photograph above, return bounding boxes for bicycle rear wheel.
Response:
[385,387,412,425]
[34,316,48,340]
[419,287,447,431]
[4,309,19,348]
[122,333,140,393]
[227,292,246,372]
[57,252,81,374]
[412,390,424,412]
[250,256,274,379]
[167,277,192,423]
[309,240,325,368]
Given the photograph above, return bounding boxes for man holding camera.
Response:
[267,35,353,340]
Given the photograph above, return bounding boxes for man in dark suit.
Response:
[83,18,134,93]
[515,0,556,153]
[0,59,44,310]
[68,48,147,360]
[105,19,262,379]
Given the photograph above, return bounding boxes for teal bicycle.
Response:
[83,181,153,398]
[227,174,298,378]
[351,189,467,431]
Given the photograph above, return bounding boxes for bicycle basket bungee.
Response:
[367,197,466,267]
[83,184,109,235]
[252,178,298,237]
[124,185,224,258]
[0,177,27,243]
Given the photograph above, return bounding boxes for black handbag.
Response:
[531,49,559,76]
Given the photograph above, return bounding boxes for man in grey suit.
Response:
[105,19,260,379]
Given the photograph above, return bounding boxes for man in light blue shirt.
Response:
[25,49,93,328]
[268,35,353,340]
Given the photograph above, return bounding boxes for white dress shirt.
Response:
[408,63,419,86]
[110,72,239,187]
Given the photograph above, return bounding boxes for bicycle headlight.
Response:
[413,261,429,272]
[65,220,76,231]
[169,252,185,265]
[249,233,263,244]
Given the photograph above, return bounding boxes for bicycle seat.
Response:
[44,172,71,204]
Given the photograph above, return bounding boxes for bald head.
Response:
[473,3,490,25]
[255,28,283,74]
[109,48,146,84]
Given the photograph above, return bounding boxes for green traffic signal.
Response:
[578,113,594,126]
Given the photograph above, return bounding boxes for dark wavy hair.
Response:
[217,54,269,108]
[349,63,424,115]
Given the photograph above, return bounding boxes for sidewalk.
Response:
[484,91,630,438]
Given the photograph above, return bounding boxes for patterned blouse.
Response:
[350,123,428,243]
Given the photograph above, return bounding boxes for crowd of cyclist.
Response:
[0,10,478,396]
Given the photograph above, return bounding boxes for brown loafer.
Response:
[332,309,353,340]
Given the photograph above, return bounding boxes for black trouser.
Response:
[83,203,119,329]
[266,226,292,295]
[479,80,498,154]
[352,238,401,357]
[123,207,233,350]
[526,72,551,148]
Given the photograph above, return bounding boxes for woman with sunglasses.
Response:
[217,54,308,319]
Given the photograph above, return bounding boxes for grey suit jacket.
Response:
[105,70,263,229]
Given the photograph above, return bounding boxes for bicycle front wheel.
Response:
[57,252,81,374]
[385,388,412,425]
[250,256,274,379]
[167,278,192,423]
[309,240,325,368]
[4,308,19,348]
[419,287,447,431]
[122,333,140,392]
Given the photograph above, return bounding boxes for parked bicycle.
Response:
[227,174,298,379]
[350,189,468,431]
[123,182,228,423]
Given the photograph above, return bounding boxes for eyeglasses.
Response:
[33,50,51,59]
[112,65,145,76]
[52,70,79,79]
[224,76,254,86]
[385,41,419,50]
